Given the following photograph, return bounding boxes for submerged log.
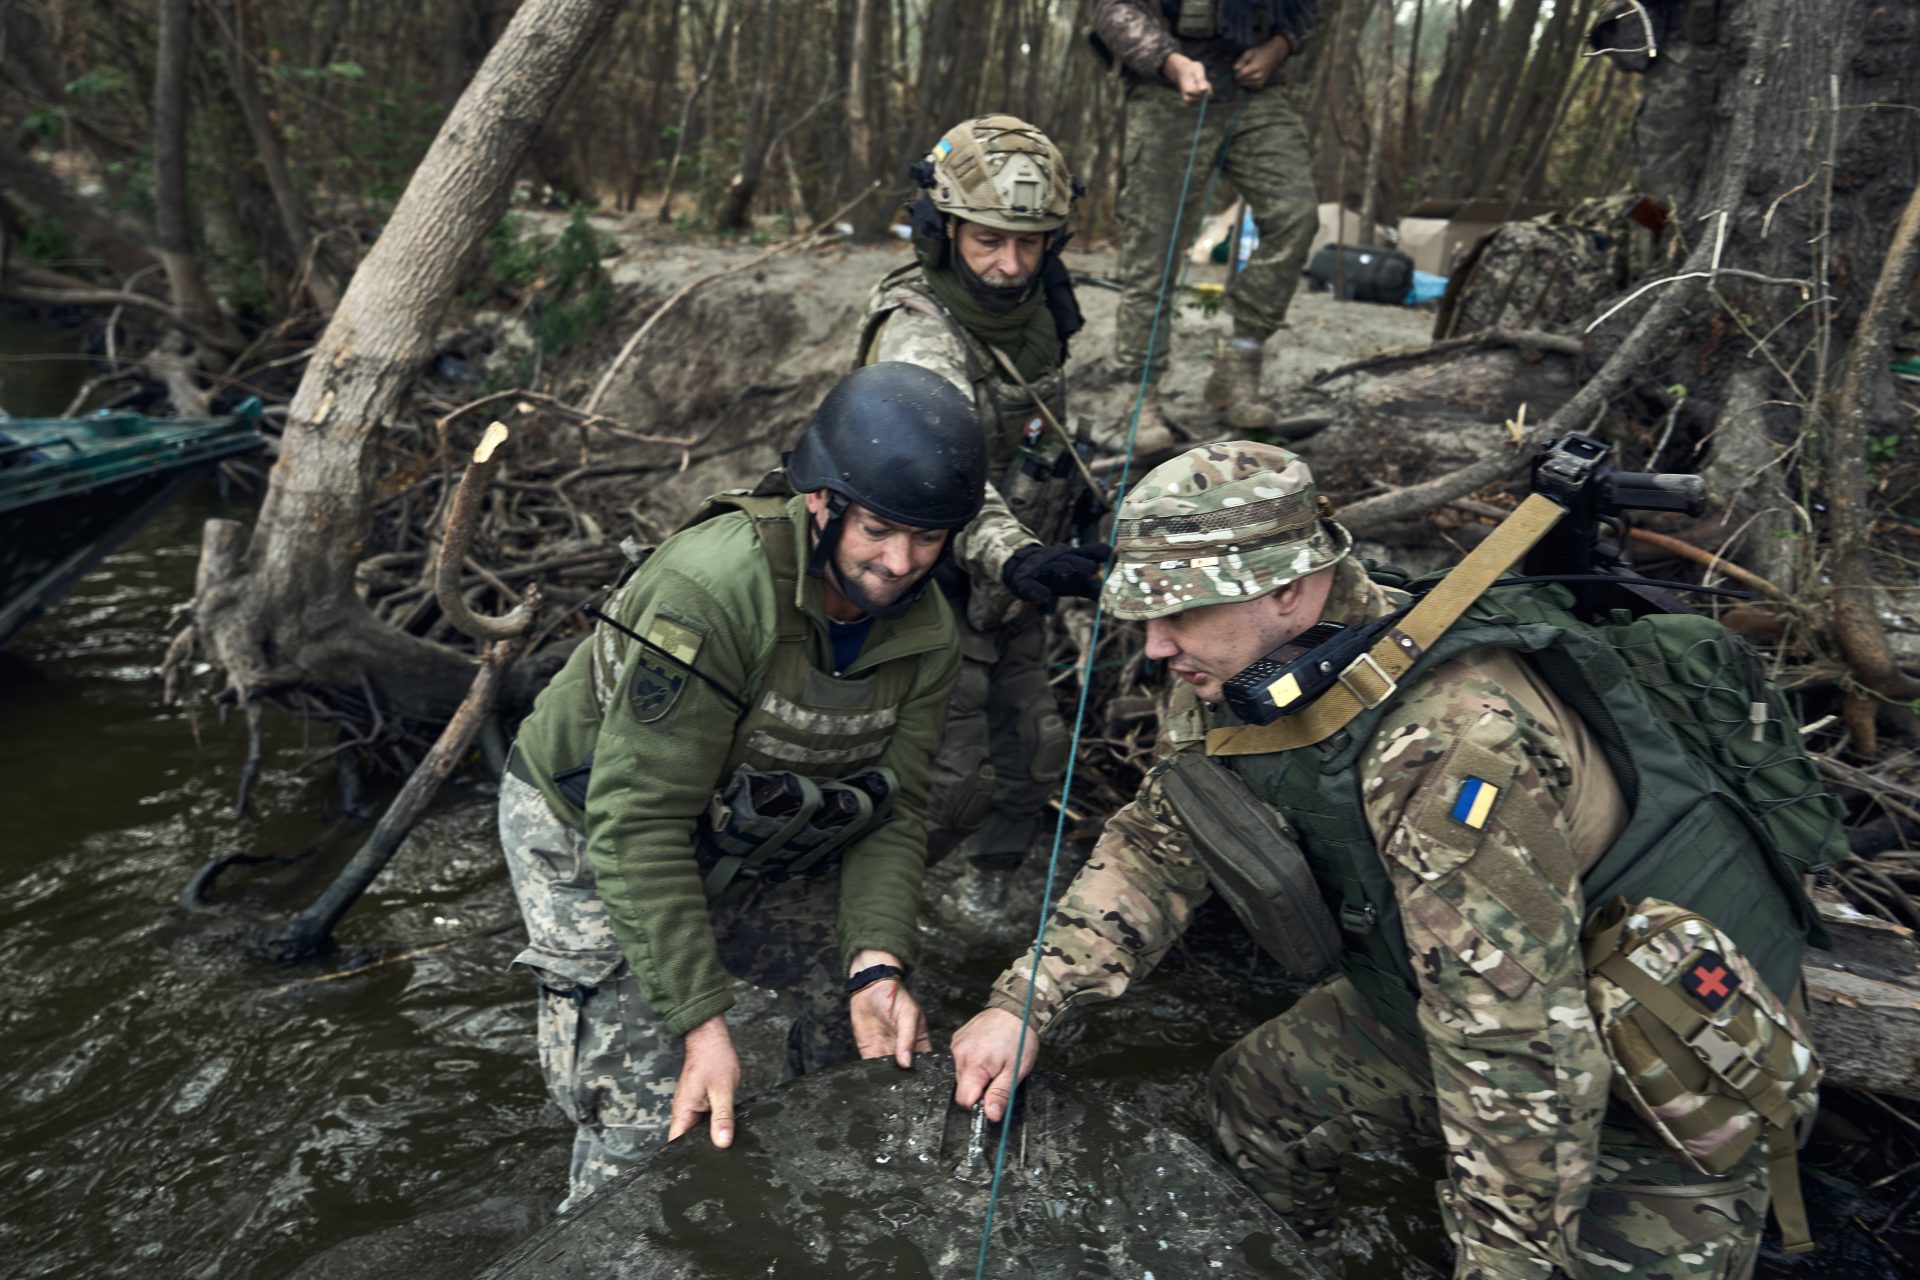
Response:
[1805,896,1920,1100]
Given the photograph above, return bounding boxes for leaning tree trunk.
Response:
[190,0,623,729]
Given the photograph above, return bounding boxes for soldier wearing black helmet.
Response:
[499,363,985,1209]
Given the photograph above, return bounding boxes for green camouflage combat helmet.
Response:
[1103,442,1353,621]
[918,115,1075,234]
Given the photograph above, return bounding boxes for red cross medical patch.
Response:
[1679,951,1741,1011]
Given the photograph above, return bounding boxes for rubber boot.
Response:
[1204,338,1279,430]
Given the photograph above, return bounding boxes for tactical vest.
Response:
[858,267,1078,552]
[707,495,914,776]
[678,493,930,896]
[1206,581,1834,1045]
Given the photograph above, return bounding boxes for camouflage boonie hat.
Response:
[1102,442,1352,621]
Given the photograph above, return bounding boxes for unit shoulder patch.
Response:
[628,649,688,724]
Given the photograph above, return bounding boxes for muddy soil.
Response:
[484,213,1435,529]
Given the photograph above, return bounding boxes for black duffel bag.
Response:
[1306,244,1414,305]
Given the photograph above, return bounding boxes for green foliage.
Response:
[64,67,130,98]
[1868,432,1904,466]
[477,208,619,359]
[15,218,78,263]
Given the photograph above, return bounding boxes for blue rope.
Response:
[970,94,1214,1280]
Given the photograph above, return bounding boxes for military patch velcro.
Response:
[627,649,687,724]
[1451,776,1500,829]
[645,615,705,666]
[1680,950,1741,1011]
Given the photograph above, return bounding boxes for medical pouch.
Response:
[1583,895,1820,1254]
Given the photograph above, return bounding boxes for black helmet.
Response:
[786,362,987,530]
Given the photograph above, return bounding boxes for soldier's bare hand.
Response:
[849,979,932,1067]
[1162,52,1213,106]
[669,1015,740,1149]
[1233,34,1290,90]
[951,1007,1041,1121]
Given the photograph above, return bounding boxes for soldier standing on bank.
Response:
[1094,0,1322,439]
[499,363,984,1209]
[952,442,1829,1277]
[858,116,1112,870]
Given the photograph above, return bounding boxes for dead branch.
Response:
[1625,527,1789,600]
[1828,169,1920,740]
[0,262,246,354]
[435,422,539,642]
[1308,327,1586,388]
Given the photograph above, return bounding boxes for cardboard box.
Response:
[1401,199,1566,278]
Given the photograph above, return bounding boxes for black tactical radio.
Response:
[1223,619,1389,726]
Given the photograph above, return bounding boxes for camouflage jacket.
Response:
[988,568,1626,1279]
[1091,0,1323,95]
[513,498,960,1037]
[863,266,1079,631]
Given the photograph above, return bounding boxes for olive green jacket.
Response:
[513,497,961,1035]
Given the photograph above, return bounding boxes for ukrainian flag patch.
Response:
[1450,776,1499,830]
[935,138,953,157]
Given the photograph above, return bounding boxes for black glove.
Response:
[1001,540,1113,607]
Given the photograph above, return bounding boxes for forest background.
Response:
[0,0,1624,328]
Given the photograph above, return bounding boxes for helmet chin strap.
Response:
[808,496,928,622]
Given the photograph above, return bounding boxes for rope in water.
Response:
[971,92,1216,1280]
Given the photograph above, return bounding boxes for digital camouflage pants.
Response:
[927,612,1069,868]
[1208,976,1772,1279]
[498,772,853,1210]
[1114,82,1318,383]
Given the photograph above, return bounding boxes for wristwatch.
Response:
[845,963,906,996]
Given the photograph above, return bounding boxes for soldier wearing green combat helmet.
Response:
[953,441,1829,1277]
[856,115,1114,871]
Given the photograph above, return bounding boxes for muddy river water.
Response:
[0,332,1896,1279]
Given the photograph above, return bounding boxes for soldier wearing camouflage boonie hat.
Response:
[953,437,1804,1276]
[1104,441,1352,621]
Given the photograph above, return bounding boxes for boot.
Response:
[1204,337,1279,430]
[1115,384,1180,458]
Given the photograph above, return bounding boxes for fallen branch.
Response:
[1827,167,1920,749]
[435,422,539,641]
[1308,327,1585,388]
[1446,497,1790,600]
[270,427,540,959]
[0,262,245,354]
[582,180,881,416]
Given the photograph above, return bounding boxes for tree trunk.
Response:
[1356,0,1393,245]
[192,0,624,728]
[219,0,342,315]
[716,0,780,232]
[844,0,888,236]
[152,0,226,331]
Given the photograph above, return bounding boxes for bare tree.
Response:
[187,0,625,730]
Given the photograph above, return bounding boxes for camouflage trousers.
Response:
[1208,976,1771,1279]
[1114,83,1318,382]
[926,612,1069,868]
[498,772,854,1211]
